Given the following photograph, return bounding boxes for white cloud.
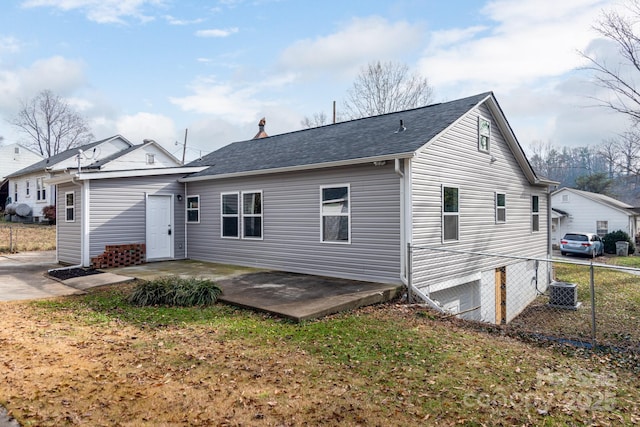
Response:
[279,16,424,77]
[0,36,21,54]
[418,0,610,92]
[115,112,177,146]
[0,56,86,112]
[169,73,296,123]
[21,0,163,24]
[195,27,239,38]
[164,15,204,25]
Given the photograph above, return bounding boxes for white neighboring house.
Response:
[551,187,640,247]
[0,143,43,208]
[5,135,182,222]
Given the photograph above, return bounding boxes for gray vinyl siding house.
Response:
[409,102,551,322]
[186,162,401,283]
[52,92,555,324]
[51,168,203,266]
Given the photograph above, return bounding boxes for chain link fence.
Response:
[0,224,56,253]
[0,224,20,252]
[408,245,640,354]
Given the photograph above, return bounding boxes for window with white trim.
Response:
[221,192,239,238]
[442,186,459,242]
[242,191,262,239]
[532,195,540,232]
[65,191,75,222]
[36,177,46,201]
[25,180,30,197]
[321,185,350,243]
[478,117,490,152]
[496,192,506,223]
[13,182,18,202]
[596,220,608,237]
[186,195,200,223]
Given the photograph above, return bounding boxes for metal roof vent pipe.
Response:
[395,119,406,133]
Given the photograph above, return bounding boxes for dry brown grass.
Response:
[0,223,56,253]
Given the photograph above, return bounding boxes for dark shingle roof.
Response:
[186,92,492,178]
[6,136,128,178]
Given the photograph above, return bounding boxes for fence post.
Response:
[590,262,597,349]
[9,226,13,253]
[407,243,412,304]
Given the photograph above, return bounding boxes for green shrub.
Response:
[129,276,222,307]
[602,230,636,255]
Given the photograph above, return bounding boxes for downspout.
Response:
[546,186,553,283]
[395,159,406,284]
[184,181,188,259]
[395,158,445,313]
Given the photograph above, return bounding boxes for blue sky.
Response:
[0,0,631,161]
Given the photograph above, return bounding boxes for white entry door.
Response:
[146,194,173,260]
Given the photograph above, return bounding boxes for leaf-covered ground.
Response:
[0,283,638,426]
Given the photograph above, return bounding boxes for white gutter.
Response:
[180,153,415,183]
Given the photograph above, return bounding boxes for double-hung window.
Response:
[25,180,30,197]
[221,193,239,238]
[242,191,262,239]
[596,220,608,237]
[531,195,540,232]
[65,191,75,222]
[478,117,491,152]
[442,186,459,242]
[495,192,506,223]
[13,182,18,202]
[186,195,200,223]
[221,191,263,239]
[321,185,350,243]
[36,177,46,201]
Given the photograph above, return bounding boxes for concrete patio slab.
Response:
[110,260,403,322]
[61,272,134,290]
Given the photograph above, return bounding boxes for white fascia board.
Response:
[45,167,207,185]
[78,167,207,180]
[179,153,414,183]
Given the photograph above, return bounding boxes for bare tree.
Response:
[614,130,640,175]
[581,0,640,124]
[342,61,434,119]
[301,112,328,129]
[11,89,94,157]
[598,138,621,178]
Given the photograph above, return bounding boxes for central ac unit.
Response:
[549,281,580,310]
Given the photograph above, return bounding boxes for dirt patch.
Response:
[47,268,102,281]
